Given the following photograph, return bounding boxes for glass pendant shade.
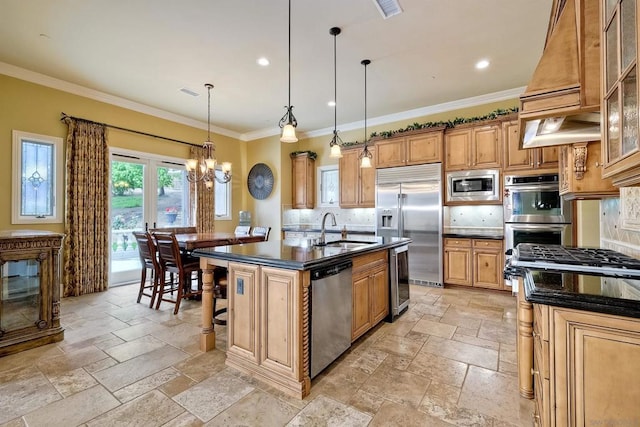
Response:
[330,143,343,158]
[360,155,372,168]
[280,123,298,143]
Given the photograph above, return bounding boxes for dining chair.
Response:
[212,266,229,325]
[251,226,271,241]
[234,225,251,235]
[152,231,203,314]
[132,231,161,308]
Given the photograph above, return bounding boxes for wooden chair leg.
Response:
[137,268,147,303]
[173,273,185,315]
[149,268,159,308]
[155,270,166,310]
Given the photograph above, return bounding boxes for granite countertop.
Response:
[442,227,503,240]
[193,237,410,270]
[523,269,640,319]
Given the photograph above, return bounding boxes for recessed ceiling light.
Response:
[475,59,490,69]
[328,101,336,107]
[257,57,270,66]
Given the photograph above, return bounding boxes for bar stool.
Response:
[132,231,160,308]
[152,232,203,314]
[250,226,271,241]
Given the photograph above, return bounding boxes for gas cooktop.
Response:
[512,244,640,276]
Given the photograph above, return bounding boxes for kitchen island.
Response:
[516,268,640,426]
[192,237,410,398]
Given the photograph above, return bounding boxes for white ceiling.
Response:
[0,0,552,141]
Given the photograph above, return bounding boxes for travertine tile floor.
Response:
[0,284,534,426]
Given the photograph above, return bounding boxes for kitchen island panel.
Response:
[228,262,260,363]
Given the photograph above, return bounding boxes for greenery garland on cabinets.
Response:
[341,107,519,147]
[289,150,317,160]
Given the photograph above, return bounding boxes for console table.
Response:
[0,230,64,356]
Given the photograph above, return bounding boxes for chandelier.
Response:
[278,0,298,143]
[185,83,231,188]
[359,59,373,168]
[328,26,344,158]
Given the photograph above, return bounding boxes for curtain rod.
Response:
[60,112,200,148]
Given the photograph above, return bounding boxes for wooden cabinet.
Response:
[290,152,315,209]
[443,238,472,286]
[444,238,504,289]
[0,231,64,357]
[339,146,375,208]
[522,299,640,426]
[374,128,444,168]
[601,0,640,186]
[351,251,388,341]
[503,120,559,173]
[559,141,618,200]
[444,124,502,171]
[472,239,504,290]
[226,262,311,398]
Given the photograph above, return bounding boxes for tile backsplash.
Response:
[443,205,504,230]
[600,189,640,258]
[282,206,376,232]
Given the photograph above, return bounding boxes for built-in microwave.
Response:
[446,169,500,203]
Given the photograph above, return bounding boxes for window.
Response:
[214,169,232,220]
[316,165,339,207]
[12,131,64,224]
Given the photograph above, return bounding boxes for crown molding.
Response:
[302,86,525,139]
[0,61,241,140]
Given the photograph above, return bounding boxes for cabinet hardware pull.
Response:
[531,368,539,376]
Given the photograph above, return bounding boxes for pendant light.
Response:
[185,83,232,188]
[328,27,343,158]
[278,0,298,143]
[359,59,373,168]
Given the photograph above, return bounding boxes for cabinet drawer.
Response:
[444,238,471,248]
[352,250,388,271]
[472,239,503,250]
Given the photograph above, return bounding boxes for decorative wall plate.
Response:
[247,163,274,200]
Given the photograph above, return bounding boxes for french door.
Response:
[109,149,191,285]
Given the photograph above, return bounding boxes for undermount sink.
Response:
[320,240,375,250]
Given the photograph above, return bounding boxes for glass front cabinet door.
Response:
[0,231,64,357]
[602,0,640,185]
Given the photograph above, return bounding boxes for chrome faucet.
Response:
[319,212,337,246]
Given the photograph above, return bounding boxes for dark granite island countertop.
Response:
[523,268,640,319]
[192,236,411,270]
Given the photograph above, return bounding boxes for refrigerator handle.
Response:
[398,193,405,238]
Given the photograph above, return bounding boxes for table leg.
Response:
[200,261,216,352]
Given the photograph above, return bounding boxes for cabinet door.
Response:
[472,125,502,169]
[339,149,359,208]
[352,273,372,341]
[375,137,405,168]
[445,129,471,170]
[536,146,559,170]
[228,263,261,363]
[370,265,389,324]
[259,267,302,378]
[407,133,443,165]
[503,120,533,171]
[291,155,314,209]
[473,249,502,289]
[552,308,640,426]
[359,147,376,207]
[443,247,471,286]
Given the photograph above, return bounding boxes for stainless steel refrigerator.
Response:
[376,163,442,287]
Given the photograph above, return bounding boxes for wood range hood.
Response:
[519,0,601,149]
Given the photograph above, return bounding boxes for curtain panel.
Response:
[62,118,110,296]
[189,145,215,233]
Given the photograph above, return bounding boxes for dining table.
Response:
[174,231,266,352]
[175,232,265,251]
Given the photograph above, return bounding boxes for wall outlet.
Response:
[237,278,244,295]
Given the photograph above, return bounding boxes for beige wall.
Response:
[576,200,600,247]
[0,74,247,233]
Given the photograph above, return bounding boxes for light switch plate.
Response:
[237,278,244,295]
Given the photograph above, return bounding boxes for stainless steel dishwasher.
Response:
[310,260,353,378]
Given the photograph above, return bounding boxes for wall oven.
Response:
[446,169,500,203]
[503,174,571,224]
[504,223,572,255]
